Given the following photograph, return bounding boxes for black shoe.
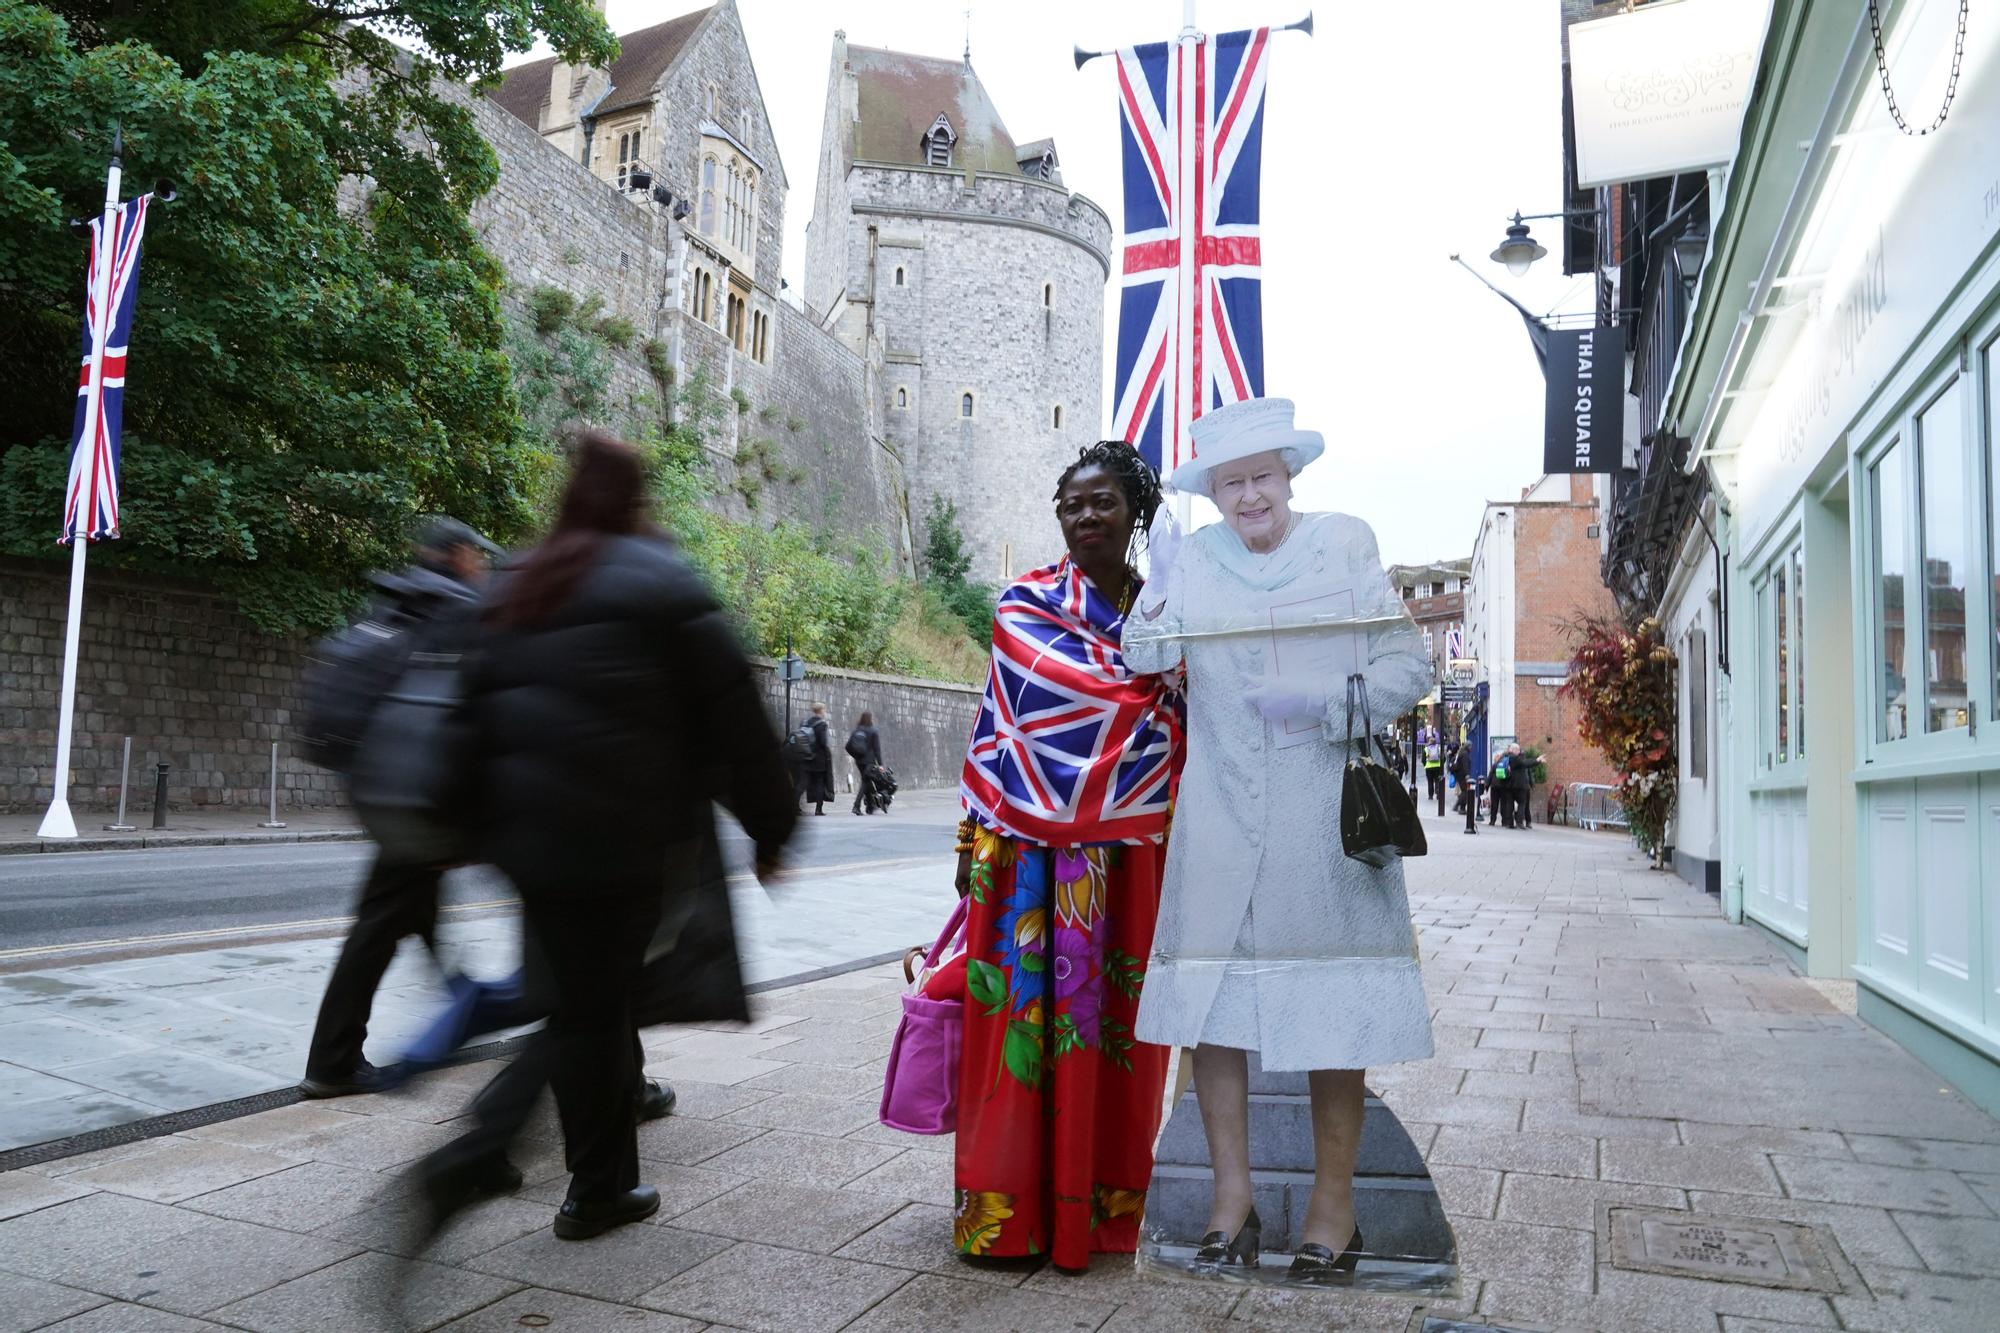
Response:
[554,1185,660,1240]
[636,1078,677,1121]
[1288,1227,1365,1285]
[1192,1206,1261,1272]
[299,1060,393,1099]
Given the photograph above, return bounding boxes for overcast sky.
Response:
[513,1,1595,564]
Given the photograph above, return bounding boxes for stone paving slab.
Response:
[0,810,1996,1330]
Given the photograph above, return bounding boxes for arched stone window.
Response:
[699,156,717,235]
[1042,282,1053,308]
[895,386,908,409]
[1052,405,1064,430]
[960,392,975,419]
[894,266,906,287]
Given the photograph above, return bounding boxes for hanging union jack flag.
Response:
[961,559,1183,846]
[62,193,152,544]
[1112,27,1268,477]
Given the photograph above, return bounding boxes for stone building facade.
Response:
[805,35,1112,582]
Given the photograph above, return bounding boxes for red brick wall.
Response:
[1512,500,1620,796]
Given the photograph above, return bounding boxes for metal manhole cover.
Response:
[1607,1208,1843,1293]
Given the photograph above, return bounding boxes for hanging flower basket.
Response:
[1560,614,1678,867]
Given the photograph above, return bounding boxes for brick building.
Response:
[1464,474,1619,796]
[1387,558,1471,668]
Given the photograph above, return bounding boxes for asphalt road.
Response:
[0,792,959,955]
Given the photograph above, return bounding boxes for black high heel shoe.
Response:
[1287,1226,1365,1284]
[1193,1206,1261,1271]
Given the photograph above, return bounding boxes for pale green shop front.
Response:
[1665,0,2000,1113]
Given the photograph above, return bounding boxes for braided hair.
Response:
[1052,440,1164,566]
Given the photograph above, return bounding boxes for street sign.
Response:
[1442,684,1476,703]
[779,654,807,683]
[1544,325,1624,473]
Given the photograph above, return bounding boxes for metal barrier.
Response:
[1569,783,1629,831]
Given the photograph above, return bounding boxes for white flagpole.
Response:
[37,137,123,840]
[1173,0,1199,533]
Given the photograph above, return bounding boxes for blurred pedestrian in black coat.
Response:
[847,711,884,814]
[452,430,794,1240]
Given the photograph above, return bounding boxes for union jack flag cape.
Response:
[62,193,152,544]
[961,560,1183,846]
[1112,28,1269,477]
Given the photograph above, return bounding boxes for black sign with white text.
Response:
[1544,325,1623,473]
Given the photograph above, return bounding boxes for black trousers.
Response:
[515,886,661,1202]
[1425,768,1443,802]
[306,849,443,1080]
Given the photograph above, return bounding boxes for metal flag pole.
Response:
[37,132,123,841]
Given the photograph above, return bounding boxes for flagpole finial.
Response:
[110,123,122,166]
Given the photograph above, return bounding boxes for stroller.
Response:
[863,761,898,812]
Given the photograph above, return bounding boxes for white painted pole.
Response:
[37,144,123,840]
[105,735,135,832]
[260,740,287,829]
[1173,0,1199,535]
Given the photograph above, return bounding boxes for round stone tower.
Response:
[805,35,1112,586]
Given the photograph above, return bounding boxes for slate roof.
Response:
[491,5,713,128]
[847,45,1025,173]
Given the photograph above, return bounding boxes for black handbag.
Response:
[1340,673,1428,867]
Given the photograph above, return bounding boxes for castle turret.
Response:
[804,37,1111,584]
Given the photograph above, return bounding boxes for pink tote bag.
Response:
[879,899,967,1135]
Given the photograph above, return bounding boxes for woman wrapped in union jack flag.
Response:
[945,439,1185,1272]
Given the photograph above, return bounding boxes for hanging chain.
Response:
[1867,0,1969,136]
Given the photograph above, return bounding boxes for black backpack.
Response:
[845,727,870,761]
[783,724,816,765]
[299,601,421,773]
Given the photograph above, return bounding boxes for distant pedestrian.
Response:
[846,711,885,815]
[1489,749,1512,827]
[1419,721,1444,802]
[438,430,794,1239]
[1509,743,1535,829]
[802,702,835,815]
[1451,743,1478,834]
[300,517,494,1099]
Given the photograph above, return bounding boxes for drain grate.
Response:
[1606,1207,1844,1293]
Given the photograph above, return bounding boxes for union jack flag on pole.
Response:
[63,192,151,544]
[1111,25,1269,479]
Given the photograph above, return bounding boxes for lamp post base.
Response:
[37,799,77,840]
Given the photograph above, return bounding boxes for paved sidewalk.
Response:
[0,793,967,1154]
[0,808,364,856]
[2,811,1997,1330]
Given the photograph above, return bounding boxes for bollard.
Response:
[105,736,136,832]
[150,762,170,830]
[259,740,287,829]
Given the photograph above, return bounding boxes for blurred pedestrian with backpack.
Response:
[801,701,835,815]
[846,711,884,815]
[298,517,495,1099]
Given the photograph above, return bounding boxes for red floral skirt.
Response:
[951,828,1170,1270]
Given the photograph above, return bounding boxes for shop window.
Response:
[1687,626,1708,780]
[1917,379,1968,733]
[1987,333,2000,724]
[1773,559,1790,762]
[1792,547,1806,757]
[1872,439,1910,742]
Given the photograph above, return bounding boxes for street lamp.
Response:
[1490,215,1547,277]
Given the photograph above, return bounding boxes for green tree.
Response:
[0,1,616,632]
[919,493,994,645]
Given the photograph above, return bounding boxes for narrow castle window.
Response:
[895,387,908,409]
[960,392,975,419]
[1042,282,1052,308]
[894,267,906,287]
[699,156,717,235]
[1052,405,1063,430]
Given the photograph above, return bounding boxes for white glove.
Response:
[1244,673,1327,722]
[1138,508,1181,614]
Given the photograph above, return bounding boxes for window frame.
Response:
[1749,524,1806,780]
[1858,347,1992,763]
[959,391,976,420]
[1052,404,1063,430]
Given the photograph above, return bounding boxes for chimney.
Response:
[1569,473,1593,503]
